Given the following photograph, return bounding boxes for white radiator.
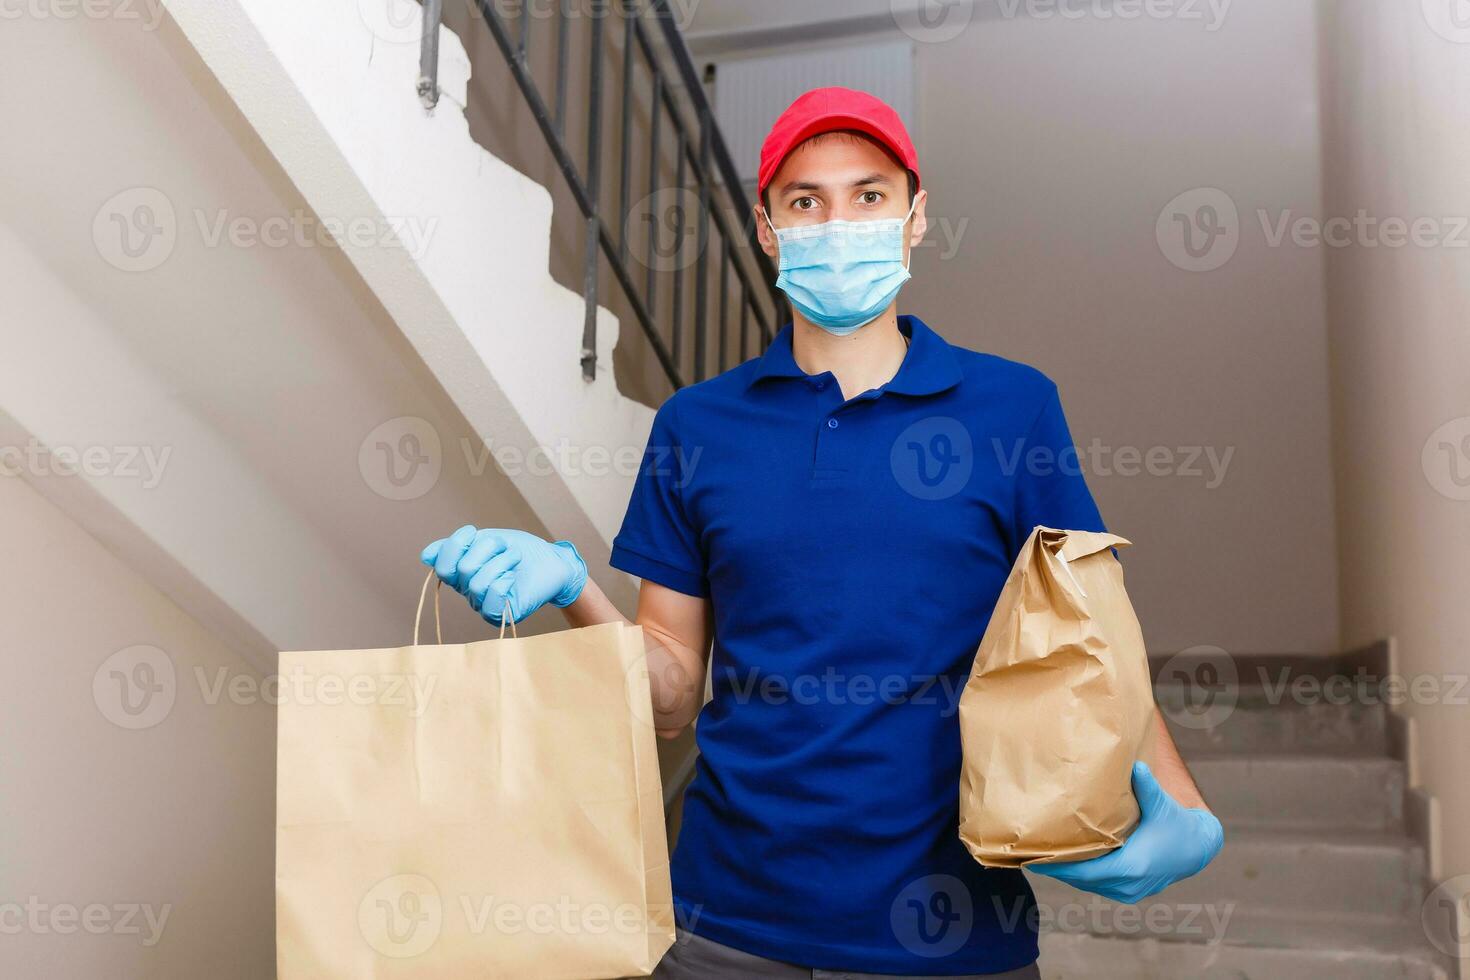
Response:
[710,39,917,186]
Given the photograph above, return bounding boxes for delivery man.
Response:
[422,87,1223,978]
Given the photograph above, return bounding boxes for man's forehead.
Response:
[771,132,907,189]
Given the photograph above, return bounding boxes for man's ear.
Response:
[754,204,779,259]
[909,188,929,249]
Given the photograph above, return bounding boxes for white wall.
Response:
[1319,0,1470,879]
[0,7,675,975]
[691,0,1340,656]
[0,475,275,979]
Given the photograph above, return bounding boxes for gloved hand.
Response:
[420,525,588,626]
[1028,761,1224,905]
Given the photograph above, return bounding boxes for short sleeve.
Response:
[1011,383,1106,556]
[609,397,709,597]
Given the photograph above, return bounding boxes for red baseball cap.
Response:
[758,87,920,196]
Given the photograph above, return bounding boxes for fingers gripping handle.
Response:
[413,569,517,646]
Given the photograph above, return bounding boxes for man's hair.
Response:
[760,130,918,213]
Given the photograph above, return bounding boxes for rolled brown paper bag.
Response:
[958,526,1157,869]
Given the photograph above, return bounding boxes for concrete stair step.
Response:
[1039,930,1450,980]
[1156,685,1391,756]
[1029,828,1425,919]
[1057,659,1446,979]
[1188,755,1404,831]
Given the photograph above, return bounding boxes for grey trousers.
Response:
[649,927,1042,980]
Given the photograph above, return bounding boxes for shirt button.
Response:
[827,418,839,429]
[813,380,826,390]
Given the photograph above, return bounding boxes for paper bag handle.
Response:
[413,569,517,646]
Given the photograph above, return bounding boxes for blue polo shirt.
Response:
[610,315,1105,975]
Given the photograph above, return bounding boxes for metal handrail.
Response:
[420,0,785,390]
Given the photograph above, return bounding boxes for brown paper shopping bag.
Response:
[276,573,674,979]
[958,527,1156,869]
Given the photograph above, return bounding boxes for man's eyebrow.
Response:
[777,180,824,196]
[777,173,895,197]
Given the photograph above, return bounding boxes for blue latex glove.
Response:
[1028,761,1224,905]
[420,525,587,626]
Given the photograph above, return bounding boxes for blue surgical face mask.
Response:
[764,198,918,336]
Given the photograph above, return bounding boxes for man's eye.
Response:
[794,198,816,211]
[860,191,883,205]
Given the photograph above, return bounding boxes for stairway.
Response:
[1034,668,1455,979]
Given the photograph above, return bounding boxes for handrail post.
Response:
[581,0,607,381]
[692,112,711,382]
[417,0,444,110]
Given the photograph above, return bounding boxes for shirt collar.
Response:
[746,315,963,397]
